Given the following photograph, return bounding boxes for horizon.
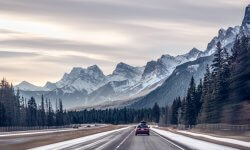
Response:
[0,0,248,86]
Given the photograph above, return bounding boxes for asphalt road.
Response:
[60,127,184,150]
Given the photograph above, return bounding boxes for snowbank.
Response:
[178,130,250,148]
[152,128,238,150]
[0,124,106,137]
[29,127,129,150]
[0,128,77,137]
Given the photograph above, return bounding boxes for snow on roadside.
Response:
[178,130,250,148]
[152,128,238,150]
[29,126,130,150]
[0,124,107,137]
[0,128,77,137]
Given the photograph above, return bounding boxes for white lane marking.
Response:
[29,127,130,150]
[94,134,118,150]
[114,128,134,150]
[152,130,185,150]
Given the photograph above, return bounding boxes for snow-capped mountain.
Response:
[44,81,57,91]
[54,65,106,94]
[16,5,250,109]
[129,48,202,97]
[16,48,202,108]
[16,81,48,91]
[202,26,240,56]
[128,5,250,109]
[15,26,241,109]
[108,62,144,82]
[130,55,214,109]
[142,48,201,80]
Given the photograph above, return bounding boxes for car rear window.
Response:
[139,124,148,128]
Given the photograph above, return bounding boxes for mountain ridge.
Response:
[15,47,204,108]
[15,5,250,109]
[126,5,250,109]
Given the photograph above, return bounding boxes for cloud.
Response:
[0,0,247,85]
[0,51,39,58]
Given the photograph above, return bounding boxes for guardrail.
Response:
[164,124,250,131]
[194,124,250,131]
[0,125,75,132]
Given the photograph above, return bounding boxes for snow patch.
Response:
[30,127,130,150]
[178,130,250,148]
[152,128,238,150]
[188,64,199,72]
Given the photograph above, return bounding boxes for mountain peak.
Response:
[160,54,174,59]
[116,62,131,68]
[70,67,83,74]
[189,47,200,53]
[218,28,226,36]
[113,62,134,73]
[112,62,142,79]
[44,81,57,90]
[242,5,250,26]
[87,64,99,70]
[15,81,45,91]
[20,80,31,85]
[87,65,104,77]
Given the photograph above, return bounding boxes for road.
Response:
[31,127,184,150]
[1,126,240,150]
[111,128,183,150]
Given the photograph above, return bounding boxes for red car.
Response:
[135,122,150,136]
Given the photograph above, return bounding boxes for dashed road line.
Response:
[152,130,186,150]
[114,128,134,150]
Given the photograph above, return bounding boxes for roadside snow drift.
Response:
[178,130,250,148]
[152,128,238,150]
[29,127,129,150]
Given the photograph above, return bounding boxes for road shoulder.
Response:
[0,125,124,150]
[156,127,249,150]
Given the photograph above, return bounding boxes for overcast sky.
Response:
[0,0,248,86]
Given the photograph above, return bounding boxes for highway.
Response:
[31,127,184,150]
[0,125,240,150]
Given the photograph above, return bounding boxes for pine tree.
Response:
[196,79,203,117]
[56,99,64,126]
[152,103,160,123]
[185,76,198,125]
[180,97,188,125]
[27,97,37,126]
[164,105,170,125]
[19,96,27,126]
[171,97,181,125]
[47,99,54,126]
[39,95,46,126]
[229,36,250,103]
[0,102,6,126]
[198,65,212,123]
[0,79,20,126]
[225,36,250,124]
[210,42,225,122]
[14,88,21,126]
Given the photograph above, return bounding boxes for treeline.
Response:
[165,35,250,125]
[68,103,160,124]
[0,79,161,126]
[0,80,66,126]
